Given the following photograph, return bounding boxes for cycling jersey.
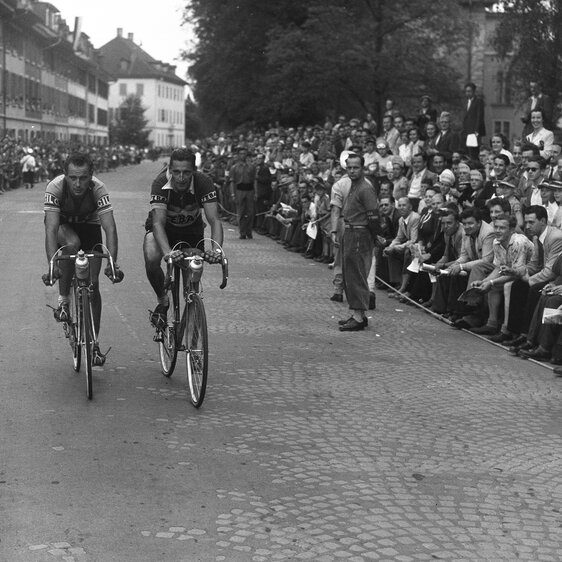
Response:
[149,168,217,229]
[44,174,113,225]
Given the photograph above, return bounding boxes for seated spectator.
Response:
[383,197,420,294]
[374,195,401,287]
[495,205,562,345]
[550,180,562,228]
[469,214,534,336]
[519,155,547,208]
[433,207,495,321]
[495,178,524,229]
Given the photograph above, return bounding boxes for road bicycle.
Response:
[44,246,119,399]
[152,243,228,408]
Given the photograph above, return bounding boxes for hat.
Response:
[339,149,353,169]
[539,181,555,190]
[391,155,405,167]
[365,137,376,144]
[439,169,455,184]
[27,147,33,154]
[421,94,431,102]
[496,179,516,190]
[550,179,562,190]
[376,138,388,149]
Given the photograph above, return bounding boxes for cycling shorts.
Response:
[64,223,103,252]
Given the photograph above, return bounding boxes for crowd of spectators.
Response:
[188,80,562,366]
[0,137,150,193]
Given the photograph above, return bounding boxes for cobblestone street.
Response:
[3,161,562,561]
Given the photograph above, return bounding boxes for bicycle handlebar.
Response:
[165,248,228,290]
[43,251,118,286]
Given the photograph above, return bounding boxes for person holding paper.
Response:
[461,82,486,161]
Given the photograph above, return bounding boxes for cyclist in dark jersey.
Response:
[44,152,123,365]
[144,148,224,327]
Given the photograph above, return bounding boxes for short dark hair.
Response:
[64,152,94,175]
[464,82,477,91]
[521,143,540,156]
[527,155,547,169]
[487,197,511,213]
[169,148,196,167]
[525,205,548,222]
[494,154,510,167]
[460,207,482,222]
[346,153,365,167]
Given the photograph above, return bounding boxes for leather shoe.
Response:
[503,334,527,347]
[452,318,471,330]
[368,292,377,310]
[550,357,562,366]
[519,346,551,360]
[330,293,343,302]
[338,317,368,328]
[508,341,533,355]
[470,324,498,335]
[488,332,513,343]
[339,318,367,332]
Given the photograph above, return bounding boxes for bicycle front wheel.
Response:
[184,294,208,407]
[82,292,94,400]
[70,284,81,372]
[159,324,177,377]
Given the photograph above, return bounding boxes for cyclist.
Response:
[144,148,223,328]
[43,152,123,366]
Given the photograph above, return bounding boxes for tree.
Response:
[493,0,562,111]
[182,0,468,129]
[109,94,150,147]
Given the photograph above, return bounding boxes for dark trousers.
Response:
[507,280,546,335]
[432,274,469,314]
[342,229,373,312]
[528,294,562,351]
[236,188,255,237]
[255,184,272,232]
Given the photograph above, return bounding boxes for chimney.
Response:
[128,32,134,41]
[117,28,123,37]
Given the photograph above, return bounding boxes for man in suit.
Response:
[503,205,562,349]
[383,197,420,293]
[461,82,486,160]
[407,153,437,211]
[521,81,554,137]
[432,208,495,319]
[434,112,459,163]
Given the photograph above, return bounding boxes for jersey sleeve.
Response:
[91,178,113,216]
[195,172,217,205]
[150,170,169,211]
[44,176,63,213]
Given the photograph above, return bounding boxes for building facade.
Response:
[0,0,111,144]
[98,29,187,149]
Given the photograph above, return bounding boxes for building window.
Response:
[119,83,127,96]
[494,120,511,139]
[496,71,511,105]
[136,83,144,96]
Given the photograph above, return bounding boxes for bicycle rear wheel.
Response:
[70,284,81,372]
[82,292,94,400]
[184,293,208,407]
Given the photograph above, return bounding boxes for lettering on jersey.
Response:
[150,194,168,205]
[44,192,60,207]
[200,191,217,204]
[97,194,111,208]
[170,214,197,226]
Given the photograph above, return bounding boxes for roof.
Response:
[97,35,187,86]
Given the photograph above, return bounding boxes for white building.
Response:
[98,29,187,148]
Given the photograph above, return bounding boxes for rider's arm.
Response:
[99,211,119,262]
[44,211,61,263]
[151,207,172,257]
[202,201,224,250]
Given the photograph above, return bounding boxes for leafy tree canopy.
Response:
[493,0,562,107]
[109,94,150,147]
[183,0,469,130]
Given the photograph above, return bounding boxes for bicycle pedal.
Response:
[153,332,164,342]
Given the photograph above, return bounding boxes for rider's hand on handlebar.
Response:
[42,266,62,286]
[164,249,184,264]
[105,264,124,283]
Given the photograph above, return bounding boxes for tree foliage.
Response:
[109,94,150,147]
[183,0,468,130]
[493,0,562,107]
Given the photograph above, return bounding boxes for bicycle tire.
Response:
[82,291,94,400]
[70,283,81,372]
[159,324,177,376]
[184,293,208,407]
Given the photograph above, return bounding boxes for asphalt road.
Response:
[2,160,562,562]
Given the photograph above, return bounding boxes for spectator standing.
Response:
[521,81,554,137]
[416,95,438,132]
[526,109,554,160]
[338,154,380,332]
[254,153,273,234]
[20,148,36,189]
[229,147,256,239]
[461,82,486,160]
